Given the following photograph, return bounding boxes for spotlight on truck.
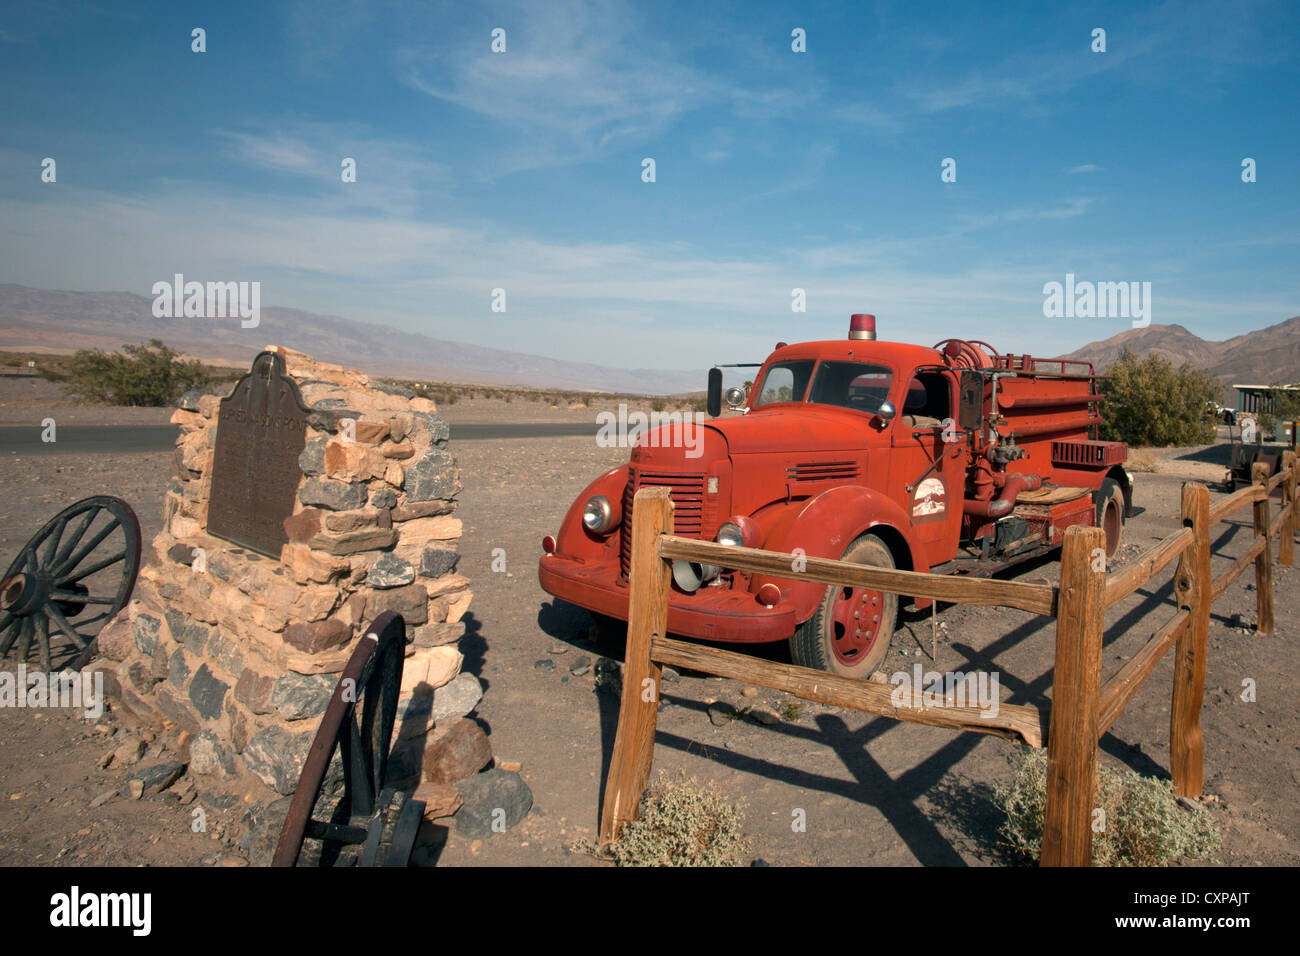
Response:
[672,559,720,593]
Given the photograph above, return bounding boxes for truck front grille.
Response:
[619,470,706,579]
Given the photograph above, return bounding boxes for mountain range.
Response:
[1063,315,1300,385]
[2,283,1296,392]
[0,284,705,394]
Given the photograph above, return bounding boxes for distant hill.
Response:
[0,284,704,395]
[1063,316,1300,385]
[5,282,1296,394]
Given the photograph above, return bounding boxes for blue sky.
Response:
[1,0,1297,372]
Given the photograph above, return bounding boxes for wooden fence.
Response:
[600,451,1297,865]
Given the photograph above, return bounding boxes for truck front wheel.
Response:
[790,534,897,678]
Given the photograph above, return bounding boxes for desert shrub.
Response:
[650,397,668,412]
[1099,348,1218,447]
[602,771,750,867]
[996,749,1219,866]
[1125,448,1161,473]
[62,339,206,407]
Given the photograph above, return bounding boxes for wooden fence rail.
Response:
[600,451,1297,866]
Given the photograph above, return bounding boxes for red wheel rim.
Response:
[830,585,884,666]
[1103,498,1121,555]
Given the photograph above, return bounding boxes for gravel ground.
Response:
[1,388,1295,867]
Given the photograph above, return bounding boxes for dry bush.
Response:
[600,771,751,867]
[1126,448,1161,473]
[996,749,1219,866]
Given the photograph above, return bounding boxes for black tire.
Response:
[1096,477,1125,558]
[589,612,627,649]
[789,534,897,678]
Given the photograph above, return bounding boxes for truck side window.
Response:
[902,372,950,427]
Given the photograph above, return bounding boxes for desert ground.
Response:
[0,376,1296,866]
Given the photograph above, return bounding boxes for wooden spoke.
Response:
[40,513,73,567]
[54,518,120,579]
[0,616,20,657]
[36,615,51,673]
[45,602,90,649]
[53,508,97,567]
[57,550,126,586]
[15,617,34,662]
[51,591,117,606]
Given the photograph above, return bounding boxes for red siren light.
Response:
[849,313,877,341]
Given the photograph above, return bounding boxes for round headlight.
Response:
[716,515,759,549]
[716,521,745,548]
[582,495,615,533]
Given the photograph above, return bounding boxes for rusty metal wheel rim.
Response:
[1103,496,1122,557]
[0,495,141,672]
[272,611,422,867]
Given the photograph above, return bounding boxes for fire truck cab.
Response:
[539,314,1131,678]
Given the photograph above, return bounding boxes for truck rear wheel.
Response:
[1097,477,1125,558]
[790,534,897,678]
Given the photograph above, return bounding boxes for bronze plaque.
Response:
[207,351,310,557]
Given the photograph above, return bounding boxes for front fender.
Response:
[753,485,925,625]
[552,465,629,559]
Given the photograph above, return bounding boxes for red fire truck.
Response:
[539,314,1131,677]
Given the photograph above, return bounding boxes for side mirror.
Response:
[724,385,746,409]
[875,400,896,428]
[707,367,723,418]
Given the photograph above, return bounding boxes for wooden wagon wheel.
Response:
[0,495,142,672]
[272,611,426,867]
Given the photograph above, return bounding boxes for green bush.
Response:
[62,339,207,407]
[601,771,751,866]
[996,749,1219,866]
[1099,348,1218,447]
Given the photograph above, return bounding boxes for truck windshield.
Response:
[808,361,894,414]
[751,360,815,406]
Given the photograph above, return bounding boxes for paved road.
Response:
[0,421,602,456]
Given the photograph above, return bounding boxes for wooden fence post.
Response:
[1251,462,1274,636]
[1280,451,1296,568]
[599,487,673,845]
[1170,482,1211,798]
[1041,524,1106,867]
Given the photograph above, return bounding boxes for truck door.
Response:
[887,370,964,566]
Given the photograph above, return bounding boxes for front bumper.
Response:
[539,552,798,644]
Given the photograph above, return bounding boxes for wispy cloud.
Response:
[215,120,448,214]
[396,0,725,176]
